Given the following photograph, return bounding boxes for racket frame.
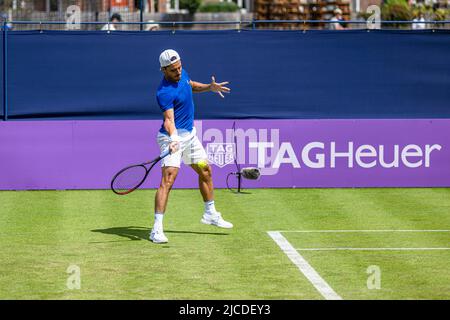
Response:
[111,150,170,195]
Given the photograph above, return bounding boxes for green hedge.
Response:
[198,2,240,13]
[381,0,413,22]
[180,0,202,14]
[358,1,449,22]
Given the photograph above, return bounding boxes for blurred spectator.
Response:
[1,13,12,30]
[145,20,160,31]
[329,8,346,30]
[101,13,122,31]
[1,23,12,31]
[412,13,426,30]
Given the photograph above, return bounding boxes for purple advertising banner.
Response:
[0,119,449,190]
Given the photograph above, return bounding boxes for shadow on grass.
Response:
[91,226,229,242]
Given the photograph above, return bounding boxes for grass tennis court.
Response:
[1,188,449,300]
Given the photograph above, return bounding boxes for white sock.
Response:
[154,212,164,230]
[204,200,216,214]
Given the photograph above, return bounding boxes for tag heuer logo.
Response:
[206,143,235,168]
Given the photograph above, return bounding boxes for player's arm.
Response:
[163,109,179,153]
[190,76,230,98]
[189,81,211,93]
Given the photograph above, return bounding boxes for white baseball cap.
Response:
[159,49,181,68]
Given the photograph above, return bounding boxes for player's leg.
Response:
[155,166,179,213]
[185,133,233,229]
[151,133,182,243]
[151,166,179,243]
[191,160,214,202]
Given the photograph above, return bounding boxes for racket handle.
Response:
[160,148,171,159]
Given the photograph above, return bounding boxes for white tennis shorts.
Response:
[157,127,207,168]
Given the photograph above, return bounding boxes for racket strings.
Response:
[112,165,148,192]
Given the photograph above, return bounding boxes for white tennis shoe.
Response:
[149,228,168,243]
[201,212,233,229]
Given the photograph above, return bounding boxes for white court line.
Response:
[296,247,450,251]
[267,231,342,300]
[278,230,450,233]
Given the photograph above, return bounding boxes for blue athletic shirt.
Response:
[156,69,194,135]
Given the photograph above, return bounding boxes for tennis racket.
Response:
[111,149,171,195]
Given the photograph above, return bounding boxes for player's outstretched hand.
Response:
[210,76,231,98]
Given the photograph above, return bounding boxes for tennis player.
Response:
[150,49,233,243]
